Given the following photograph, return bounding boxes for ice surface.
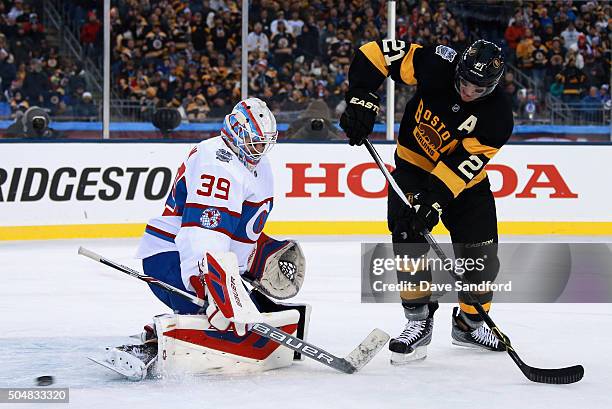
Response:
[1,236,610,409]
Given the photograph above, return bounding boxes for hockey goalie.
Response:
[95,99,309,380]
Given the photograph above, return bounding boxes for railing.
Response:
[108,100,320,123]
[43,1,103,96]
[548,101,611,125]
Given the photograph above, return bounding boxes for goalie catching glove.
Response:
[243,233,306,300]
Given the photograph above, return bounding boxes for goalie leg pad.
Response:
[250,289,312,360]
[154,310,301,376]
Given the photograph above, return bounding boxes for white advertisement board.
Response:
[0,142,608,237]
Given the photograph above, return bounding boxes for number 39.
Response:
[197,174,230,200]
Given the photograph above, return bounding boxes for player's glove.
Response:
[397,192,442,235]
[339,88,380,146]
[410,193,442,234]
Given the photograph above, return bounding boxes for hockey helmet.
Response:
[455,40,504,99]
[221,98,278,171]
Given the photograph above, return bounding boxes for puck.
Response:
[36,376,54,386]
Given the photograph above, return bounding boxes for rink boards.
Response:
[0,142,610,240]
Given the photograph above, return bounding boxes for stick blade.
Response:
[78,246,101,261]
[343,328,390,373]
[522,364,584,384]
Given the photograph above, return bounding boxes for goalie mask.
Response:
[221,98,278,172]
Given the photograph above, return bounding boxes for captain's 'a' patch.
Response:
[435,45,457,62]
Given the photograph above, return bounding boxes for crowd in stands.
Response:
[502,0,611,121]
[102,0,478,122]
[0,0,99,120]
[0,0,610,126]
[105,0,610,123]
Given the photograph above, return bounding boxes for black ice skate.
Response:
[451,307,505,352]
[389,302,438,364]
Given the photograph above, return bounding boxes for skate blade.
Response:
[390,345,427,365]
[88,356,147,381]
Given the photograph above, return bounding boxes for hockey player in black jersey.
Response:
[340,39,513,364]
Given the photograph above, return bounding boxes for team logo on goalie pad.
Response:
[200,208,221,229]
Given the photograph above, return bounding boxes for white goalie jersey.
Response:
[136,136,274,290]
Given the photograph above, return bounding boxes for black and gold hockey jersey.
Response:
[348,40,514,205]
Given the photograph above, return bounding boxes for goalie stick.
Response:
[363,139,584,384]
[78,247,389,375]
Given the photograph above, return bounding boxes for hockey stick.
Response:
[78,247,389,374]
[363,139,584,384]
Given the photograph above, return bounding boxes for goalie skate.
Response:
[89,343,157,381]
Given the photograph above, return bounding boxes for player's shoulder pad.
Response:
[188,138,245,179]
[475,91,515,148]
[411,44,457,86]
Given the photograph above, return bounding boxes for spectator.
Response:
[21,58,48,106]
[144,23,168,60]
[287,11,304,36]
[599,84,610,105]
[73,91,98,120]
[547,37,566,62]
[80,11,101,57]
[186,93,210,121]
[249,59,274,94]
[580,85,603,123]
[210,17,231,53]
[296,23,320,63]
[7,0,25,24]
[560,21,581,50]
[546,53,565,88]
[190,12,208,51]
[247,22,269,54]
[270,11,292,36]
[516,29,535,74]
[531,36,548,87]
[584,52,606,88]
[558,57,588,103]
[270,21,295,68]
[549,74,564,98]
[23,12,44,43]
[327,30,352,65]
[505,17,526,51]
[0,48,16,93]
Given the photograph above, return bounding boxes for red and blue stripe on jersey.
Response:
[180,198,273,244]
[145,224,177,243]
